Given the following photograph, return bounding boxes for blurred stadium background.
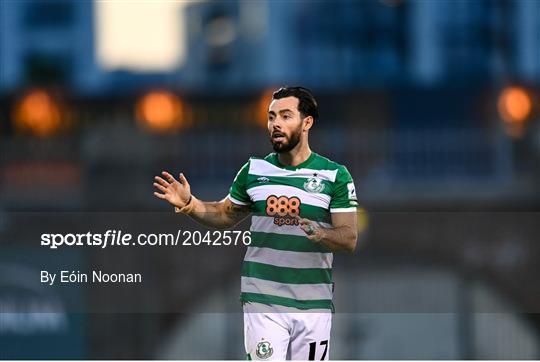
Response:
[1,0,540,359]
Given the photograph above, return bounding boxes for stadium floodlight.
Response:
[254,89,276,128]
[12,89,65,137]
[498,86,534,138]
[135,90,186,134]
[357,207,369,234]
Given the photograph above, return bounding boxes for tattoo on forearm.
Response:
[226,204,246,220]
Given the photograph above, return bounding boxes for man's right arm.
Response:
[153,171,250,229]
[181,196,251,229]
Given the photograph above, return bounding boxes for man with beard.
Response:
[153,86,358,360]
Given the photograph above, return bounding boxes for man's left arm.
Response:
[299,165,359,252]
[299,212,358,253]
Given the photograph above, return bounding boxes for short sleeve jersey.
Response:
[228,152,358,311]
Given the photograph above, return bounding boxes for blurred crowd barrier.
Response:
[1,123,537,210]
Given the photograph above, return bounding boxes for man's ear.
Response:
[303,116,314,131]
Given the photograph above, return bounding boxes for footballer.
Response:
[153,86,358,360]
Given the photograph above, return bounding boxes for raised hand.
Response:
[153,171,192,208]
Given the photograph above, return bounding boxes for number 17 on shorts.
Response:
[243,303,332,360]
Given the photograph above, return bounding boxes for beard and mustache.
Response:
[270,124,302,153]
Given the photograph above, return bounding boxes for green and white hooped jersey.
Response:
[228,152,358,311]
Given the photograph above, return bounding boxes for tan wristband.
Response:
[174,195,195,214]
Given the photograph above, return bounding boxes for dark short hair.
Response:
[272,86,319,121]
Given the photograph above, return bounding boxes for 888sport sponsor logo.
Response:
[265,195,300,226]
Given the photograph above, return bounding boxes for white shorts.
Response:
[243,302,332,360]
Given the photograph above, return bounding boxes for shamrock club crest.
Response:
[256,340,273,359]
[303,173,325,193]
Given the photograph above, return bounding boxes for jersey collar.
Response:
[273,151,316,171]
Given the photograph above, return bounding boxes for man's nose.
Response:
[272,118,284,129]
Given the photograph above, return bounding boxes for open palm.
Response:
[153,171,191,208]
